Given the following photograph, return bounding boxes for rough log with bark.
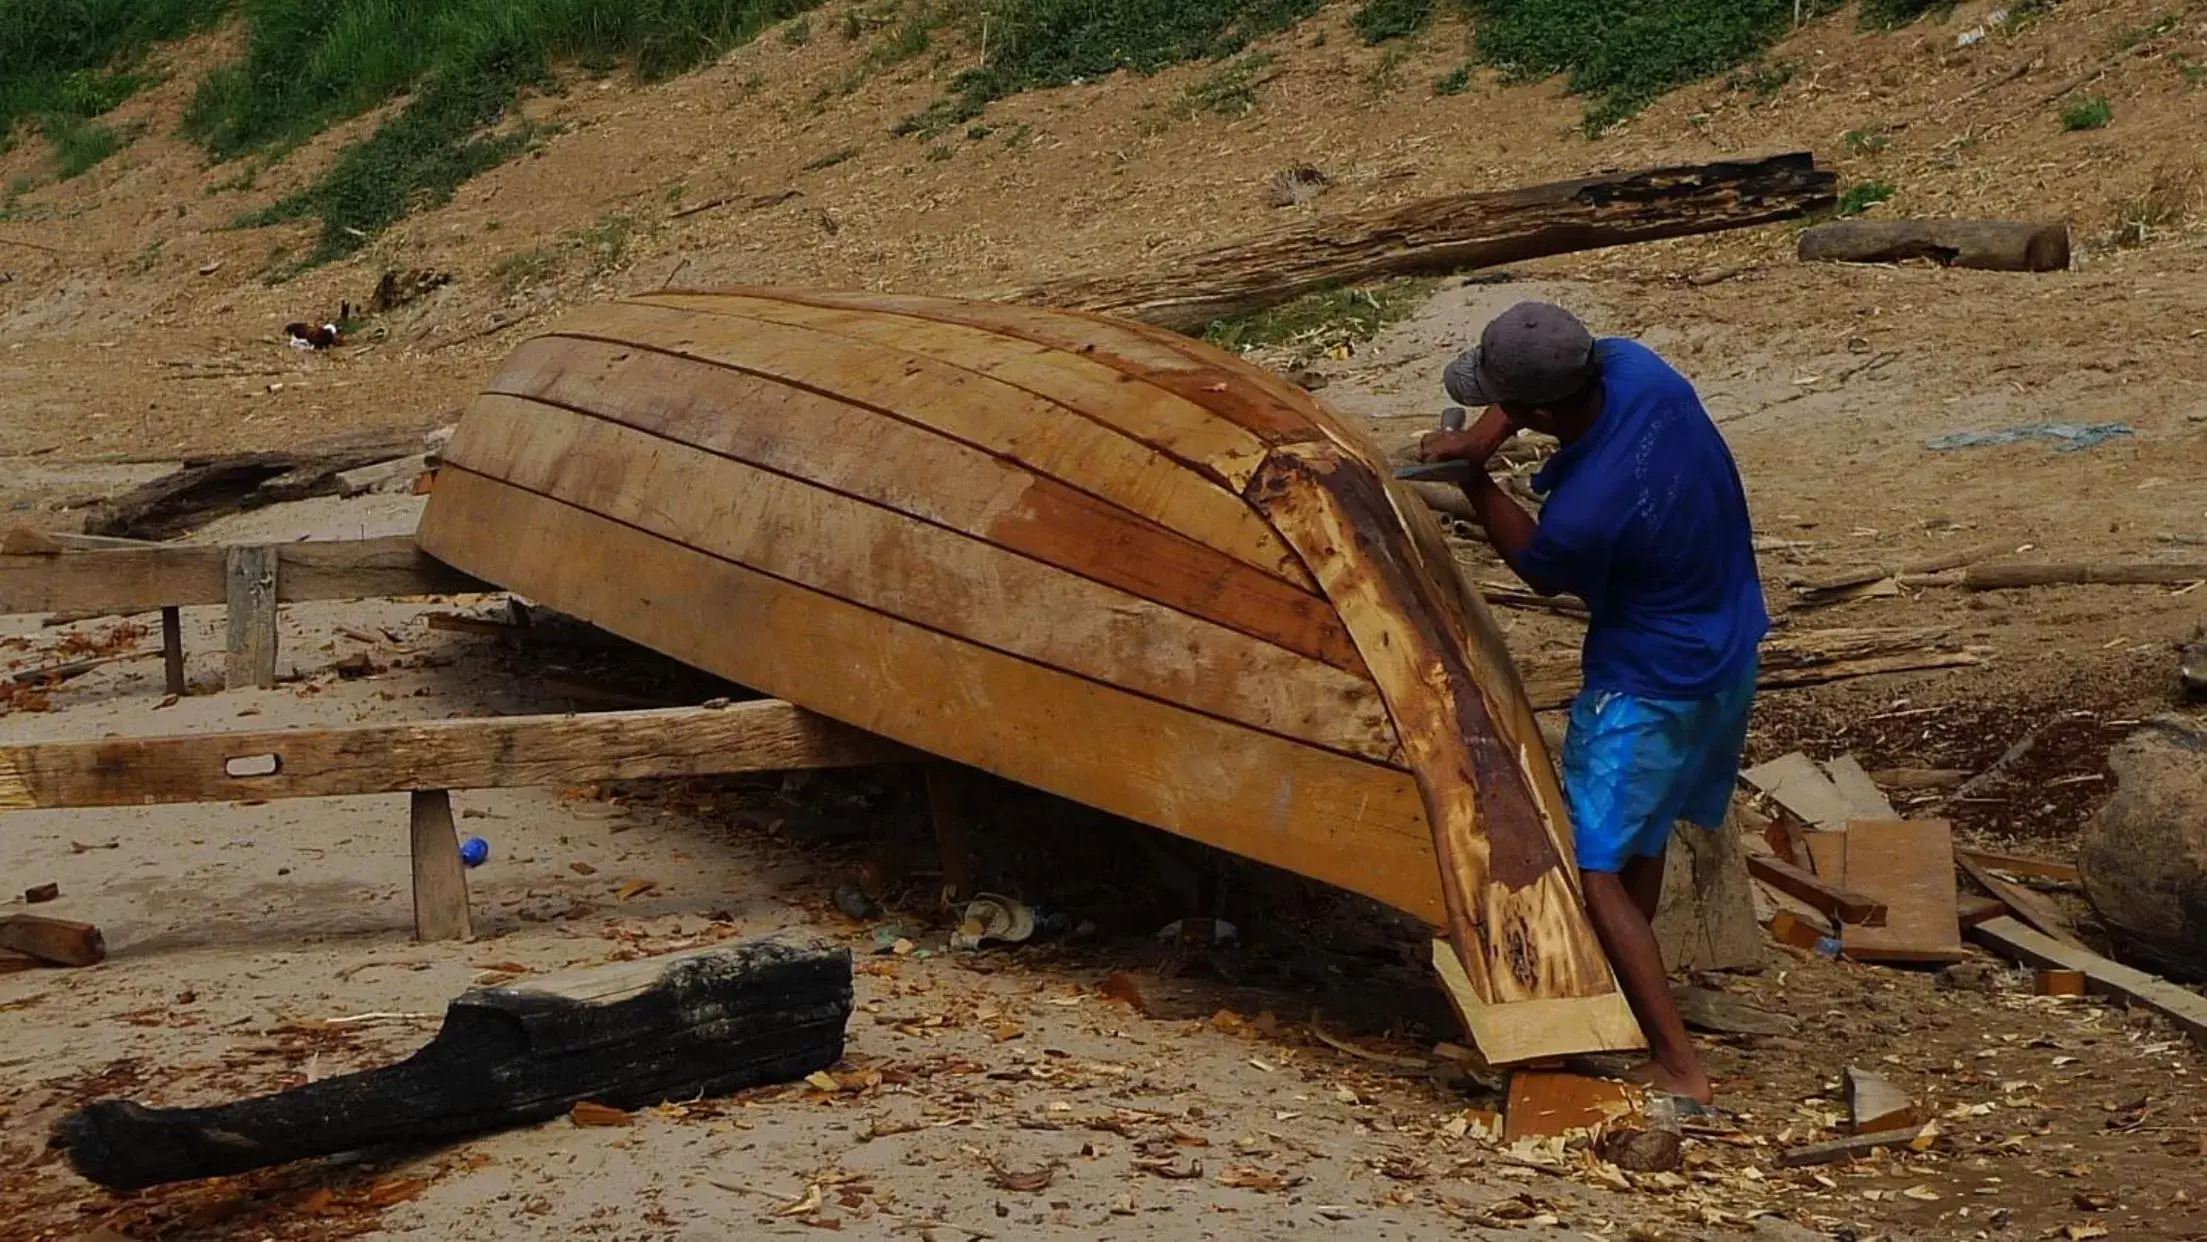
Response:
[53,939,852,1190]
[1004,153,1836,331]
[1798,219,2070,273]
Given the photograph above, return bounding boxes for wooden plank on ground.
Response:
[1503,1071,1644,1140]
[451,394,1396,761]
[475,340,1358,671]
[1824,755,1898,821]
[0,702,911,810]
[1955,847,2081,885]
[1776,1124,1942,1168]
[1804,829,1848,880]
[1956,852,2086,949]
[1249,439,1636,1064]
[223,544,279,690]
[541,302,1309,587]
[1969,916,2207,1046]
[414,471,1449,926]
[1745,852,1885,925]
[1839,820,1966,964]
[0,536,484,618]
[1957,893,2008,927]
[0,914,106,966]
[1742,752,1858,829]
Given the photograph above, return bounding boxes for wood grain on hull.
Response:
[423,289,1643,1063]
[416,470,1445,921]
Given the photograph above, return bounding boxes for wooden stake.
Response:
[223,545,279,690]
[923,764,976,904]
[160,605,185,696]
[409,790,473,943]
[0,913,106,966]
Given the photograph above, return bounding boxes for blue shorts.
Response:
[1561,662,1757,873]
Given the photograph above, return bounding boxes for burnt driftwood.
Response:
[54,939,852,1190]
[84,432,425,540]
[1797,219,2070,273]
[1003,153,1837,330]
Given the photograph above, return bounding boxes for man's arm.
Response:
[1418,406,1516,465]
[1461,471,1541,576]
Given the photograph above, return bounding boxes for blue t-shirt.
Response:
[1513,338,1769,701]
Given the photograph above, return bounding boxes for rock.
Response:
[1598,1126,1683,1172]
[1937,958,2007,992]
[2078,716,2207,980]
[2180,626,2206,699]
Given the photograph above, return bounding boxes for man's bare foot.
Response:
[1620,1059,1714,1105]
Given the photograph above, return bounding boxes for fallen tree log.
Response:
[54,939,853,1189]
[1797,219,2070,272]
[1964,561,2207,590]
[1003,153,1836,331]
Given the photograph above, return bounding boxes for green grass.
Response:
[1434,61,1473,94]
[41,114,143,179]
[1726,57,1796,98]
[2116,13,2180,49]
[1836,179,1896,216]
[1465,0,1843,134]
[1352,0,1437,44]
[898,0,1323,138]
[185,0,827,264]
[0,0,229,142]
[1842,125,1890,156]
[779,14,812,45]
[2176,53,2207,87]
[1203,279,1437,354]
[2060,95,2112,131]
[1173,51,1281,118]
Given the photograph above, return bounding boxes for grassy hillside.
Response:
[2,0,1980,258]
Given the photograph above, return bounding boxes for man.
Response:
[1420,302,1767,1105]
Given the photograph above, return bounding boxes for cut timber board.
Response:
[0,702,908,809]
[1503,1071,1644,1140]
[1251,440,1633,1060]
[1741,752,1857,830]
[1823,755,1898,821]
[1955,847,2081,885]
[1744,851,1883,925]
[1969,916,2207,1047]
[0,536,485,618]
[1838,820,1966,964]
[1955,852,2086,950]
[417,474,1448,925]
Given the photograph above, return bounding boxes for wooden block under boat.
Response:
[417,287,1643,1064]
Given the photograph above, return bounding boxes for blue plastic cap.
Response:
[458,836,490,868]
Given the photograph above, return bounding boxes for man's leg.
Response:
[1581,865,1711,1103]
[1619,850,1665,922]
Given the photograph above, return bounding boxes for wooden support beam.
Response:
[1745,853,1886,926]
[0,536,487,619]
[0,701,912,811]
[923,764,976,904]
[1964,561,2207,590]
[160,605,186,696]
[224,545,280,690]
[1955,847,2081,885]
[0,914,106,966]
[1969,916,2207,1047]
[409,790,473,942]
[1956,851,2085,949]
[52,939,854,1190]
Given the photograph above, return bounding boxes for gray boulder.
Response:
[2079,715,2207,980]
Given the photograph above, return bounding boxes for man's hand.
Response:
[1418,406,1514,465]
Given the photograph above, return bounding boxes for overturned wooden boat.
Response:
[417,288,1643,1064]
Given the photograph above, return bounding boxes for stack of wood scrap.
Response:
[1734,752,2207,1048]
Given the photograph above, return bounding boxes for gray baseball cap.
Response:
[1443,302,1596,407]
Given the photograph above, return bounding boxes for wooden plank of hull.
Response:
[540,301,1309,589]
[1249,441,1640,1062]
[416,469,1446,924]
[703,287,1397,464]
[474,337,1364,675]
[635,292,1279,485]
[451,396,1397,762]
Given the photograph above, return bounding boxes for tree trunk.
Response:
[1797,219,2070,273]
[53,939,852,1190]
[1003,154,1836,331]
